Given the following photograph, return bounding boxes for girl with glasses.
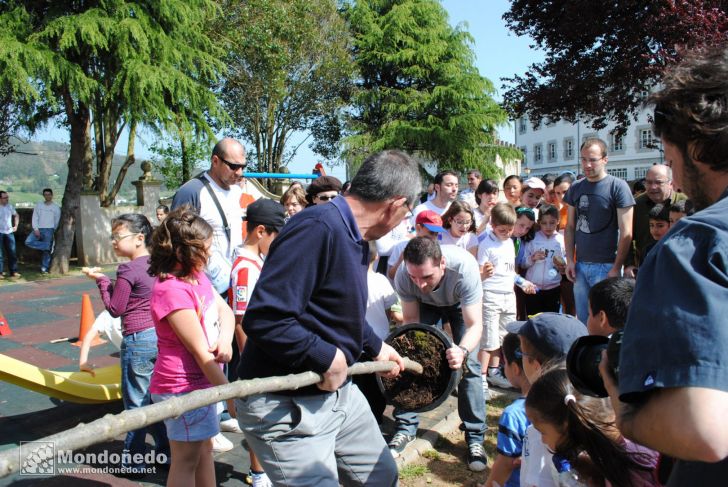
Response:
[440,201,479,257]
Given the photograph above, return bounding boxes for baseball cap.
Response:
[415,210,445,233]
[245,198,286,232]
[523,177,546,192]
[506,312,587,360]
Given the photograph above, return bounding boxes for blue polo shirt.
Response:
[619,187,728,484]
[237,196,382,389]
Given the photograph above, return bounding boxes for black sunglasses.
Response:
[218,155,247,172]
[316,194,337,202]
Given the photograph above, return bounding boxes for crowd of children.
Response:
[77,167,682,486]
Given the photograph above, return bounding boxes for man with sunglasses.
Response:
[305,175,342,206]
[171,137,247,452]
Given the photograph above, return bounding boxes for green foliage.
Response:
[398,464,429,479]
[218,0,355,173]
[422,449,441,460]
[344,0,519,178]
[150,134,212,190]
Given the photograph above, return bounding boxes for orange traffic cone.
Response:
[72,293,106,347]
[0,311,12,336]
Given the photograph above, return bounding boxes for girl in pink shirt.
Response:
[149,207,235,487]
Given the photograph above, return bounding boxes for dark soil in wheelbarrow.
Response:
[382,330,452,411]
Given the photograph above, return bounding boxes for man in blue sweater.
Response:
[235,150,421,486]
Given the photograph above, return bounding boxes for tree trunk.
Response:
[51,98,91,275]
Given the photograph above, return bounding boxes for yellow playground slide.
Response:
[0,353,121,404]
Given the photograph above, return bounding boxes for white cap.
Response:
[523,177,546,192]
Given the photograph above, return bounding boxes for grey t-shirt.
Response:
[563,175,635,263]
[395,245,482,307]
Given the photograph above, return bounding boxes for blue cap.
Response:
[506,312,587,360]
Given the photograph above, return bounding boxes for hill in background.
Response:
[0,140,162,206]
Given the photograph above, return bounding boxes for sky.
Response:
[33,0,543,183]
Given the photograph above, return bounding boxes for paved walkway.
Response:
[0,274,466,486]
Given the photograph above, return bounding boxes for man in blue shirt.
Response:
[601,46,728,486]
[236,150,421,486]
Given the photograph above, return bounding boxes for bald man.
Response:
[624,164,686,276]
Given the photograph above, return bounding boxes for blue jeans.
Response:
[25,228,54,271]
[121,327,168,463]
[393,302,486,444]
[574,262,613,324]
[0,232,18,274]
[236,381,397,486]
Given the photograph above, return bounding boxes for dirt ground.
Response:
[399,394,510,487]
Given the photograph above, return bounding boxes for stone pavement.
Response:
[0,274,471,486]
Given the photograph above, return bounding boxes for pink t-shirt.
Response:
[149,272,221,394]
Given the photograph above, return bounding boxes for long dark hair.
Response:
[112,213,153,247]
[526,368,653,487]
[442,200,476,233]
[148,205,213,279]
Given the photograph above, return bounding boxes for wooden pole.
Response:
[0,358,422,478]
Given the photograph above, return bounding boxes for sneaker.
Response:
[211,432,234,453]
[481,376,491,401]
[220,417,243,433]
[388,432,415,458]
[9,272,20,278]
[467,442,487,472]
[251,471,273,487]
[487,367,513,389]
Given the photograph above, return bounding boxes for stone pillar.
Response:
[131,161,162,209]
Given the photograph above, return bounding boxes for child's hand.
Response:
[210,339,233,364]
[79,362,96,376]
[481,262,495,279]
[522,280,538,294]
[81,266,105,280]
[532,249,546,262]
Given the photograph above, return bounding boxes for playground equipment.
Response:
[0,353,121,404]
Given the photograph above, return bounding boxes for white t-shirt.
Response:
[376,219,411,257]
[199,173,243,261]
[387,239,410,279]
[366,271,398,339]
[522,231,566,290]
[520,425,557,487]
[32,201,61,230]
[0,204,17,234]
[411,199,450,222]
[439,230,478,252]
[477,231,517,294]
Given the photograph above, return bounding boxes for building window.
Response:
[518,118,527,134]
[633,166,651,179]
[548,141,557,161]
[564,138,574,159]
[639,129,654,149]
[534,144,542,164]
[611,133,624,152]
[607,168,628,179]
[519,146,527,164]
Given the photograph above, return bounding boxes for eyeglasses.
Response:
[644,179,669,187]
[110,233,138,242]
[217,155,247,172]
[453,219,472,226]
[315,194,338,201]
[514,348,533,360]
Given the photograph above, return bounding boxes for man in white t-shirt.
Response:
[0,190,20,278]
[412,170,459,221]
[171,137,246,453]
[172,138,245,294]
[26,188,61,273]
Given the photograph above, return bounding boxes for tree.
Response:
[218,0,355,179]
[150,130,212,190]
[343,0,518,177]
[503,0,728,133]
[0,1,226,273]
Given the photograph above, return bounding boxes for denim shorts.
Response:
[151,393,219,442]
